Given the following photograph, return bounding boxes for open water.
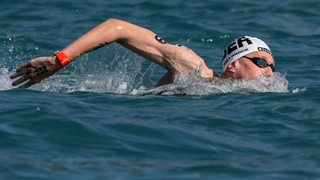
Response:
[0,0,319,179]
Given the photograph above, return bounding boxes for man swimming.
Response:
[10,18,275,88]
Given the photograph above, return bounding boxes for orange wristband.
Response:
[55,51,70,67]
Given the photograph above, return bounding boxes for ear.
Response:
[227,62,236,73]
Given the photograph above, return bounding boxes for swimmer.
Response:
[10,18,275,88]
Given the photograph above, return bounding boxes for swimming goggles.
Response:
[243,56,275,72]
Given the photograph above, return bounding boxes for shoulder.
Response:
[168,45,215,77]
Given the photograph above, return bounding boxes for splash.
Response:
[31,46,155,94]
[131,73,289,96]
[2,44,289,95]
[2,45,155,93]
[0,68,12,91]
[2,62,289,96]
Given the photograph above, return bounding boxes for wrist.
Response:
[54,51,71,67]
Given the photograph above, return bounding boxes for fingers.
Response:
[18,80,36,88]
[16,62,31,73]
[10,64,32,87]
[12,74,38,88]
[11,66,47,88]
[10,67,30,79]
[10,62,35,88]
[10,56,59,88]
[12,74,30,86]
[10,61,32,79]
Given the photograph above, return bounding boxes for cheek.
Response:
[237,64,262,79]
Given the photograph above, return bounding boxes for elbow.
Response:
[104,18,126,30]
[98,18,128,43]
[104,18,122,24]
[104,18,126,35]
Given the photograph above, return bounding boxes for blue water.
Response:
[1,0,319,179]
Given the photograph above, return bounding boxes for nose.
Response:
[262,67,273,77]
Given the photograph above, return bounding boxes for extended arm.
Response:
[10,18,214,88]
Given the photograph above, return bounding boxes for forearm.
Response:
[10,18,214,88]
[61,18,127,62]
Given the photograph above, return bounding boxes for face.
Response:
[222,51,275,80]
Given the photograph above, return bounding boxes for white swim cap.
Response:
[221,36,272,71]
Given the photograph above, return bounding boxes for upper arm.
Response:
[114,19,206,75]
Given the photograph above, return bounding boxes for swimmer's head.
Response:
[221,36,272,71]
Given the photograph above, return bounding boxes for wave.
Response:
[131,73,289,96]
[2,66,289,96]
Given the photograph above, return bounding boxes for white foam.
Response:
[0,68,13,91]
[2,44,289,95]
[291,88,307,94]
[29,47,154,94]
[131,73,289,96]
[2,65,289,95]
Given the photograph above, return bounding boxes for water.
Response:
[1,0,319,179]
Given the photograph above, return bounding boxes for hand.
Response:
[10,56,63,88]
